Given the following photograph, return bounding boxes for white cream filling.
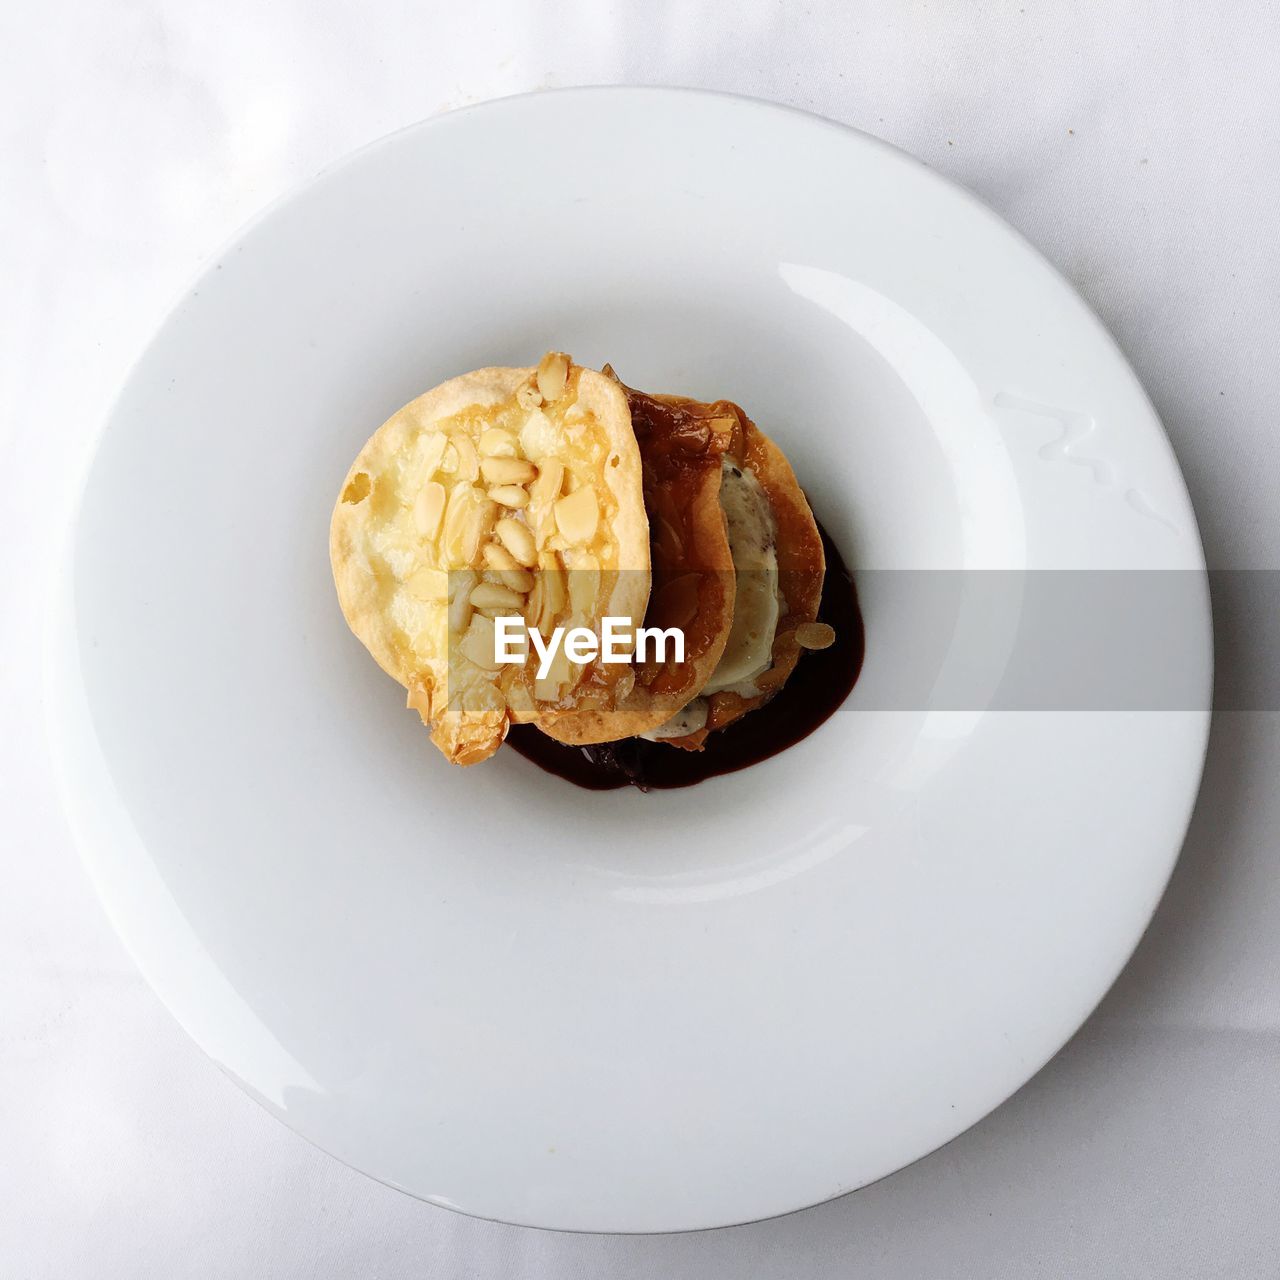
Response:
[641,459,781,740]
[703,461,780,695]
[644,697,709,740]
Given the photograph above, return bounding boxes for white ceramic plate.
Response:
[51,89,1211,1233]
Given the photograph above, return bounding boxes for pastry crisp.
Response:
[330,355,649,764]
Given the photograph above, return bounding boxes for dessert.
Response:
[541,377,828,749]
[331,353,849,775]
[330,355,648,764]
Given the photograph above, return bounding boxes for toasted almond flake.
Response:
[795,621,836,650]
[448,586,473,635]
[554,485,599,545]
[413,481,447,538]
[447,568,477,601]
[451,433,480,482]
[535,351,569,402]
[480,456,537,485]
[516,382,543,411]
[497,567,535,593]
[535,553,567,633]
[478,427,517,457]
[524,578,543,627]
[519,408,556,458]
[442,484,479,561]
[529,458,564,509]
[461,498,497,565]
[458,615,502,670]
[419,431,448,479]
[470,581,525,611]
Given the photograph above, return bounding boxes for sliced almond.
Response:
[447,568,477,601]
[515,382,543,411]
[519,408,556,458]
[538,550,567,621]
[458,615,502,671]
[536,593,556,638]
[481,456,537,486]
[442,485,480,562]
[795,621,836,651]
[535,351,569,402]
[448,585,473,636]
[496,567,535,593]
[470,581,526,611]
[419,431,448,479]
[524,578,544,628]
[533,512,555,552]
[529,458,564,509]
[451,432,480,482]
[554,485,599,545]
[530,459,564,552]
[413,481,447,539]
[478,427,517,458]
[461,498,497,566]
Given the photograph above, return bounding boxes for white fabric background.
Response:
[3,1,1278,1275]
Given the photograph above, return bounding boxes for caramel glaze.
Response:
[534,380,734,721]
[623,383,737,697]
[507,521,863,790]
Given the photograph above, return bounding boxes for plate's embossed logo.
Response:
[993,390,1180,535]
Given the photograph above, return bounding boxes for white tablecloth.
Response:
[4,2,1278,1275]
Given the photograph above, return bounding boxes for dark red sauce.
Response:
[506,521,863,790]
